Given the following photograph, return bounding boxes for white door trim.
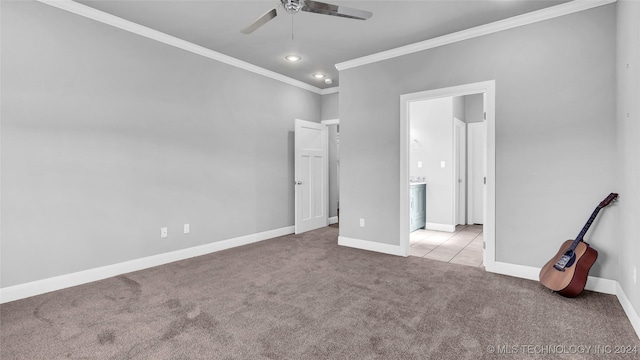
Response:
[400,80,496,271]
[453,117,467,226]
[321,119,340,225]
[321,119,339,126]
[467,121,486,225]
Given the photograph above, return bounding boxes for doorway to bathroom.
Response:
[321,119,340,228]
[400,80,496,271]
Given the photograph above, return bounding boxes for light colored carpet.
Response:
[1,226,638,359]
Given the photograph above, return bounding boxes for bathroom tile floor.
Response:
[410,224,484,267]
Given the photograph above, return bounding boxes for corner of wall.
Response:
[616,0,640,327]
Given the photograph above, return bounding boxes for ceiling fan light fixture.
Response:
[313,73,326,79]
[285,55,302,62]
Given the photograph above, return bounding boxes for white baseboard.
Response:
[616,282,640,340]
[0,226,294,304]
[584,275,618,295]
[492,261,540,281]
[492,261,618,294]
[338,236,404,257]
[328,216,339,225]
[491,261,639,339]
[425,223,456,232]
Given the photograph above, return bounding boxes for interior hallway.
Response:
[410,225,483,267]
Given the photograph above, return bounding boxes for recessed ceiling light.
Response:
[324,78,333,85]
[313,73,326,79]
[285,55,301,62]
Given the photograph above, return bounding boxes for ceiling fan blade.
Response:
[241,8,278,34]
[301,0,372,20]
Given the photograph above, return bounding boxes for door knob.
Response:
[295,181,303,185]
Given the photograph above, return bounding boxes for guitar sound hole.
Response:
[564,251,576,268]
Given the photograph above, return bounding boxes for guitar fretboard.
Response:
[571,207,602,249]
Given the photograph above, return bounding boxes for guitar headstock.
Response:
[600,193,619,208]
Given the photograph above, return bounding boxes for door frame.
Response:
[467,121,486,225]
[453,117,467,226]
[400,80,496,271]
[321,119,339,225]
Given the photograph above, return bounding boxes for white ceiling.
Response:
[76,0,572,89]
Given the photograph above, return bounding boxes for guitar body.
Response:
[539,240,598,297]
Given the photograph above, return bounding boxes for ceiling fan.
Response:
[241,0,373,34]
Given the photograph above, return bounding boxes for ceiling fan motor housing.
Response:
[282,0,305,14]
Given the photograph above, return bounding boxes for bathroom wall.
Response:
[409,97,454,228]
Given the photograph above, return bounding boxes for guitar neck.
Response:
[570,206,602,250]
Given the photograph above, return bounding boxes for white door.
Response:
[295,119,328,234]
[467,122,486,224]
[454,118,466,225]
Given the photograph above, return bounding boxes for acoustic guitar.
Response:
[539,193,618,297]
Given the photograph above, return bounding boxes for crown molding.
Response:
[319,86,339,95]
[336,0,617,71]
[36,0,324,95]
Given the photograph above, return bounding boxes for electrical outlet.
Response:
[360,219,365,227]
[160,227,168,238]
[184,224,190,234]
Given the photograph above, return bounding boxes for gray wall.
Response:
[452,96,465,121]
[1,1,321,288]
[339,5,618,279]
[321,92,339,120]
[464,94,484,124]
[616,0,640,318]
